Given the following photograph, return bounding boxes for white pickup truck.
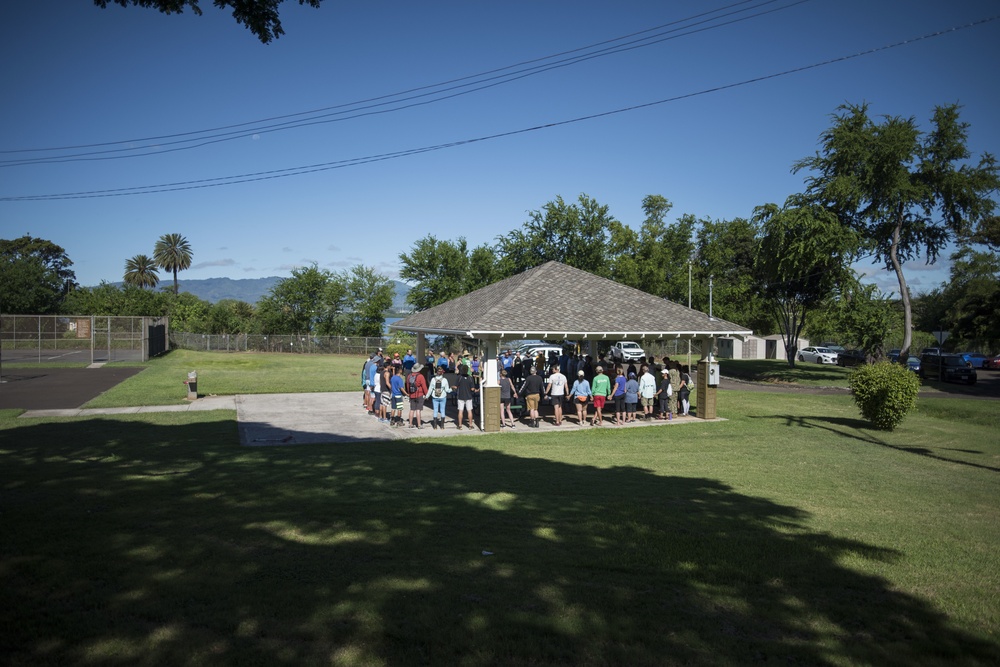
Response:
[609,341,646,362]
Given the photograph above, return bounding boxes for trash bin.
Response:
[185,371,198,400]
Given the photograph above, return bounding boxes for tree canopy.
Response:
[0,235,78,314]
[93,0,322,43]
[154,233,194,295]
[123,254,160,290]
[794,102,999,358]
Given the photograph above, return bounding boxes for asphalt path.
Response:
[0,367,146,410]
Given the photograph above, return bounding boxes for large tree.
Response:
[794,103,999,359]
[153,233,193,295]
[0,235,78,314]
[398,236,496,312]
[692,217,770,333]
[94,0,321,43]
[123,254,160,289]
[752,196,858,367]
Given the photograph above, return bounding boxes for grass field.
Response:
[1,351,998,665]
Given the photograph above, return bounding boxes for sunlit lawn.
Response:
[1,352,998,665]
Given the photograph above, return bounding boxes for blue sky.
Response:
[2,0,998,298]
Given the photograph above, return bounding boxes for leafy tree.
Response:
[153,233,193,295]
[938,247,1000,351]
[206,299,255,334]
[831,280,897,359]
[93,0,322,43]
[609,197,697,301]
[256,264,332,334]
[340,266,393,338]
[0,235,78,314]
[167,291,210,332]
[62,282,171,316]
[494,194,625,278]
[794,103,999,359]
[399,236,477,311]
[692,217,770,333]
[752,196,858,366]
[123,254,160,289]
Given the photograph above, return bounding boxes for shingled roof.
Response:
[389,261,752,340]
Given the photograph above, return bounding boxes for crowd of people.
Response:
[361,346,693,431]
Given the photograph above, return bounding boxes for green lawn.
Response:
[1,353,998,665]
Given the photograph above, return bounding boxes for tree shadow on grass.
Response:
[2,416,998,665]
[754,414,1000,473]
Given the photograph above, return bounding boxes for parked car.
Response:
[960,352,989,369]
[609,340,646,362]
[919,352,977,385]
[985,355,1000,370]
[821,342,847,355]
[836,349,867,367]
[899,355,921,373]
[798,346,838,364]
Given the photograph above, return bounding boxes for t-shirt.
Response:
[547,372,567,396]
[625,379,640,403]
[613,375,627,397]
[591,374,611,398]
[499,377,514,400]
[456,375,476,401]
[390,374,405,398]
[430,376,450,399]
[520,374,545,397]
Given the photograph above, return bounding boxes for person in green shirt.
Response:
[590,365,612,426]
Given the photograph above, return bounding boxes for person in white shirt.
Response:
[638,365,657,420]
[545,364,568,426]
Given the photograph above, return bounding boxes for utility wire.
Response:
[0,0,808,166]
[3,15,997,202]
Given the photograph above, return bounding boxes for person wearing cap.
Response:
[656,368,673,420]
[405,363,428,429]
[568,369,592,426]
[428,365,452,429]
[624,371,640,422]
[590,365,611,426]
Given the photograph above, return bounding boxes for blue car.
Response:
[888,353,921,373]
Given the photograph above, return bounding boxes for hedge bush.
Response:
[848,361,920,431]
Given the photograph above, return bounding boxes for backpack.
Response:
[407,373,419,395]
[433,378,444,398]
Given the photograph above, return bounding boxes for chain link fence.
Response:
[168,332,387,356]
[0,315,168,365]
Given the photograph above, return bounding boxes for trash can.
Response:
[185,371,198,400]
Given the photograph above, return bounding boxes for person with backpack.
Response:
[406,363,428,429]
[428,365,452,430]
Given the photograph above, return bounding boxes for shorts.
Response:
[501,397,512,406]
[457,399,474,412]
[549,395,564,407]
[372,392,381,410]
[614,395,625,411]
[593,395,606,409]
[525,394,540,411]
[626,401,637,413]
[392,396,405,411]
[409,396,426,411]
[641,396,654,408]
[659,396,670,412]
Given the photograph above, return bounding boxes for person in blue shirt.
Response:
[390,366,406,427]
[402,349,416,373]
[568,370,592,426]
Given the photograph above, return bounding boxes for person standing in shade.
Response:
[428,365,451,429]
[455,366,478,430]
[656,368,673,420]
[390,365,406,427]
[612,366,627,425]
[638,365,657,420]
[568,370,592,426]
[406,363,428,429]
[678,365,692,416]
[519,366,545,428]
[668,360,682,420]
[402,349,416,373]
[590,365,611,426]
[499,369,518,428]
[545,363,568,426]
[624,372,640,422]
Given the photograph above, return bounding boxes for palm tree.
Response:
[153,233,193,294]
[123,254,160,289]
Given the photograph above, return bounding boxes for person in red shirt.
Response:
[406,364,429,429]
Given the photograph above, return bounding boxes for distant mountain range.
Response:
[108,277,411,310]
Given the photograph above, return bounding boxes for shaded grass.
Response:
[721,358,852,387]
[1,389,998,665]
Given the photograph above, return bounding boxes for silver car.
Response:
[798,346,839,364]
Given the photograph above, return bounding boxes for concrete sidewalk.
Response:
[20,392,709,446]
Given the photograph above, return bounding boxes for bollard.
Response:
[185,370,198,400]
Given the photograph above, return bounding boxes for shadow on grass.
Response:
[755,414,1000,474]
[2,417,997,665]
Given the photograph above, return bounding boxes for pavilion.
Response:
[389,261,752,430]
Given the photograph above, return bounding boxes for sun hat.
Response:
[411,363,424,373]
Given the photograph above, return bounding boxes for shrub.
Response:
[848,361,920,431]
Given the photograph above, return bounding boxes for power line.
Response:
[0,0,809,167]
[3,14,997,202]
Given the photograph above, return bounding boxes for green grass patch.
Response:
[90,349,366,407]
[2,389,998,665]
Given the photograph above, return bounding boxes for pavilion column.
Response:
[695,336,719,420]
[480,338,501,432]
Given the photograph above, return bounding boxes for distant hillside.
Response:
[169,277,411,308]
